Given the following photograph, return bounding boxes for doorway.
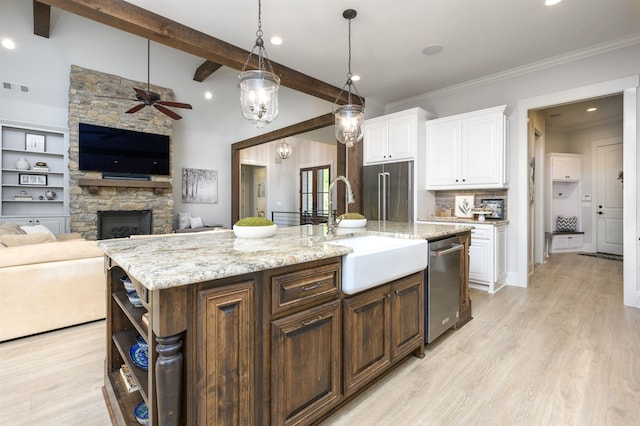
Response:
[240,164,267,219]
[518,75,638,307]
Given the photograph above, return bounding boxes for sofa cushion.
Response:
[0,232,55,247]
[20,224,57,240]
[0,222,25,236]
[0,239,104,268]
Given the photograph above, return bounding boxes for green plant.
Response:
[234,217,274,226]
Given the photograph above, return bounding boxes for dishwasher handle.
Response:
[430,243,464,257]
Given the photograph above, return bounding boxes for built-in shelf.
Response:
[78,178,171,195]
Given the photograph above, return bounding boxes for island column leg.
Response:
[156,334,183,426]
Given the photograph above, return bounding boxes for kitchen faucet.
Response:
[327,175,355,234]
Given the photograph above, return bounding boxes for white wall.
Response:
[0,0,331,228]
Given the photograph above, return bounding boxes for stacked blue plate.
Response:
[134,401,148,425]
[129,341,148,370]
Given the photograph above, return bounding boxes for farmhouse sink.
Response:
[326,235,428,295]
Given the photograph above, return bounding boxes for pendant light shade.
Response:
[333,9,365,148]
[276,139,292,159]
[239,0,280,128]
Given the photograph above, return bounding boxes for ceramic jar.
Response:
[16,157,30,170]
[45,190,56,200]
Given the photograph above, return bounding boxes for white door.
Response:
[596,143,623,255]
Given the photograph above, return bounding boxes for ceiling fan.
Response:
[97,40,193,120]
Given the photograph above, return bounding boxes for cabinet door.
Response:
[495,226,507,283]
[551,157,582,181]
[460,114,500,185]
[387,115,416,161]
[271,300,341,426]
[197,281,255,425]
[0,216,64,234]
[363,121,388,164]
[468,237,491,284]
[343,285,391,397]
[390,273,424,360]
[426,121,460,187]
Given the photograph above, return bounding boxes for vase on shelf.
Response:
[16,157,30,170]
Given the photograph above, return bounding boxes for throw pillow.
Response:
[178,212,191,229]
[556,215,578,232]
[190,216,204,229]
[20,224,57,240]
[0,232,55,247]
[0,222,25,237]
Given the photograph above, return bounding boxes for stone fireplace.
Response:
[97,210,153,239]
[68,65,176,240]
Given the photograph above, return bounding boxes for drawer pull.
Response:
[301,282,323,291]
[301,315,323,326]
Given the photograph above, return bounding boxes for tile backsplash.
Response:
[434,189,508,219]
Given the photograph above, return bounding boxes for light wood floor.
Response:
[1,253,637,425]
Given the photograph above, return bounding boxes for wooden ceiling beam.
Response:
[33,1,52,38]
[193,60,223,82]
[36,0,361,105]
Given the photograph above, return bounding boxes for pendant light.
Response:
[276,139,292,159]
[333,9,365,148]
[238,0,280,128]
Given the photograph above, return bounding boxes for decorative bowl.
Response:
[233,224,277,239]
[134,401,149,425]
[338,218,367,228]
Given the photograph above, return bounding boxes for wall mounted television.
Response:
[78,123,170,178]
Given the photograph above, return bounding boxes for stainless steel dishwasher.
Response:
[426,236,464,343]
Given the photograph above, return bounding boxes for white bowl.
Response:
[338,218,367,228]
[233,224,277,239]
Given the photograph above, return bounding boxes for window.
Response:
[300,165,330,224]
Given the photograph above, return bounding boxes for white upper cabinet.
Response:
[550,155,581,181]
[425,105,508,190]
[364,108,433,165]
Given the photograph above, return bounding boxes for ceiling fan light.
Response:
[334,104,364,148]
[239,70,280,128]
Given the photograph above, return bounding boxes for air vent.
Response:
[20,85,29,93]
[2,82,12,90]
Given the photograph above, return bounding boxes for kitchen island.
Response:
[99,222,472,426]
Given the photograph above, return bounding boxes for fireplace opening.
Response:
[98,210,152,239]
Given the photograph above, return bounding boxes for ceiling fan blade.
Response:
[157,100,193,110]
[154,104,182,120]
[133,87,151,100]
[95,95,138,101]
[125,103,146,114]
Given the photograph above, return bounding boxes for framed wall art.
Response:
[25,134,46,152]
[182,167,218,204]
[454,195,474,218]
[19,173,47,186]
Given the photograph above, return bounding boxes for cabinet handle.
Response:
[301,315,323,326]
[301,282,322,291]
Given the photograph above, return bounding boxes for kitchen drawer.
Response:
[271,262,341,315]
[470,227,491,239]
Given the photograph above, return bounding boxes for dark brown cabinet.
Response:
[271,300,342,426]
[343,272,424,397]
[196,280,256,425]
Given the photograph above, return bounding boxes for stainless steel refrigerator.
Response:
[362,161,413,222]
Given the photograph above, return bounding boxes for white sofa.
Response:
[0,227,106,342]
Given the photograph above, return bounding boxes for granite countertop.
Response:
[418,216,509,225]
[98,222,473,291]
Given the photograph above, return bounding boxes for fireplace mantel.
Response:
[78,178,171,195]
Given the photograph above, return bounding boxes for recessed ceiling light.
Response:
[545,0,562,5]
[270,36,283,46]
[351,75,360,82]
[2,38,16,50]
[422,44,443,56]
[587,107,597,112]
[204,91,213,100]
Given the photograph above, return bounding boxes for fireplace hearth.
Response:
[98,210,152,239]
